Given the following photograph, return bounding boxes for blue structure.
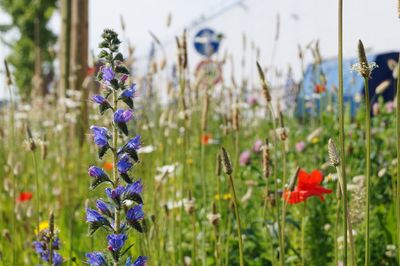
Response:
[193,28,220,57]
[296,51,399,117]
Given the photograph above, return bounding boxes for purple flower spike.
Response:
[126,256,148,266]
[126,204,144,222]
[102,67,115,82]
[120,74,129,83]
[127,135,141,150]
[107,234,128,252]
[114,109,133,123]
[126,179,143,196]
[86,208,108,224]
[86,252,107,266]
[88,166,107,178]
[90,126,109,147]
[92,95,107,105]
[117,155,133,174]
[105,186,125,200]
[121,84,137,98]
[96,199,112,217]
[53,252,63,266]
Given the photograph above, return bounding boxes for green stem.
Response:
[364,78,371,266]
[338,0,348,264]
[280,140,287,261]
[301,202,306,266]
[267,103,284,266]
[227,173,244,266]
[112,88,120,266]
[335,196,341,266]
[33,152,40,235]
[397,54,400,266]
[7,72,16,266]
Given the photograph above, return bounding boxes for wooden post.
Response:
[59,0,71,98]
[70,0,89,145]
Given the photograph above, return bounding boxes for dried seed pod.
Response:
[40,135,48,160]
[328,138,340,167]
[232,99,240,131]
[288,167,300,192]
[262,139,270,179]
[25,124,36,151]
[357,40,370,78]
[256,61,271,102]
[4,60,12,86]
[216,153,222,176]
[220,147,233,175]
[49,211,55,236]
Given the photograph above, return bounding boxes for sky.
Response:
[0,0,399,98]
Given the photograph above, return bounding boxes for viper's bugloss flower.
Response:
[120,74,128,84]
[102,67,115,82]
[283,169,332,204]
[86,252,107,266]
[33,235,63,266]
[107,234,127,252]
[121,84,137,98]
[86,208,108,224]
[96,199,112,217]
[90,126,110,147]
[126,204,144,222]
[114,109,133,123]
[92,95,112,115]
[53,253,64,266]
[88,166,108,179]
[105,186,125,200]
[16,191,32,202]
[126,135,141,150]
[125,179,143,196]
[117,155,133,174]
[92,95,108,105]
[126,256,148,266]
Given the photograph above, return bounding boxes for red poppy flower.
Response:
[16,192,33,203]
[201,133,212,145]
[314,84,326,94]
[283,169,332,204]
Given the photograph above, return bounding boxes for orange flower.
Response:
[314,84,326,94]
[103,162,113,171]
[283,169,332,204]
[16,192,33,203]
[201,133,212,145]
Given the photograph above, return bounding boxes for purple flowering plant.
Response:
[86,29,147,266]
[32,212,63,266]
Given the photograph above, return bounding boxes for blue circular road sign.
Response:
[194,28,220,57]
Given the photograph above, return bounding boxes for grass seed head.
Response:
[220,147,233,175]
[328,138,340,167]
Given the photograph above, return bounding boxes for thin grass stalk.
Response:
[280,138,287,260]
[191,212,197,265]
[397,54,400,266]
[267,103,284,266]
[5,60,17,266]
[363,77,371,266]
[337,0,348,264]
[221,147,244,266]
[227,173,244,266]
[335,193,341,266]
[32,151,40,235]
[301,202,306,266]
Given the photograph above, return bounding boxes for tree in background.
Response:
[0,0,57,100]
